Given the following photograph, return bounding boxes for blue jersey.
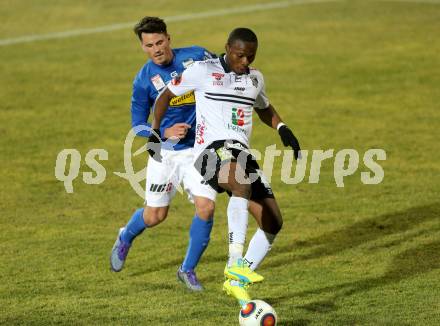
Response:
[131,46,213,150]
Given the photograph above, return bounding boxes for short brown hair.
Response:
[133,17,167,40]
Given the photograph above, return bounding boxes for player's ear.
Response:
[140,42,147,53]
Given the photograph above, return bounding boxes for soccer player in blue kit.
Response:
[110,16,218,291]
[111,17,264,300]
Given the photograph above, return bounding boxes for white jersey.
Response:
[167,56,270,155]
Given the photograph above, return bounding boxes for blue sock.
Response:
[121,208,147,244]
[181,215,213,272]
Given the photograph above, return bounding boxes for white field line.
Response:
[0,0,339,47]
[380,0,440,3]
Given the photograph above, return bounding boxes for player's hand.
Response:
[147,129,162,162]
[164,123,191,139]
[278,125,301,160]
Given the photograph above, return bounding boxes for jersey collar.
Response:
[219,54,231,73]
[220,54,250,75]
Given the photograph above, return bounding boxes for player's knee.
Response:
[262,212,283,235]
[194,197,215,220]
[143,206,168,227]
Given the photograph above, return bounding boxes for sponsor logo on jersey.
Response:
[170,71,178,78]
[212,72,224,80]
[227,123,248,134]
[169,91,195,107]
[151,74,166,91]
[150,182,172,193]
[212,72,224,86]
[227,107,249,134]
[196,118,206,144]
[171,75,182,86]
[231,107,245,126]
[234,86,245,92]
[250,75,258,88]
[182,58,194,69]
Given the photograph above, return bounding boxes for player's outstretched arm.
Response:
[147,87,177,160]
[255,104,302,160]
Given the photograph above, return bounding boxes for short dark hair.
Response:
[133,16,167,40]
[227,28,258,45]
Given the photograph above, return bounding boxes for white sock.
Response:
[227,196,249,267]
[243,228,277,270]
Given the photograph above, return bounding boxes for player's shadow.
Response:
[189,203,440,284]
[127,203,439,279]
[127,246,227,278]
[269,239,440,313]
[128,257,184,277]
[269,202,440,268]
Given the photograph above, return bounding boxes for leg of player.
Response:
[177,196,215,291]
[218,161,264,306]
[110,206,168,272]
[244,198,283,271]
[219,161,253,306]
[223,198,282,307]
[219,162,249,264]
[111,148,175,272]
[219,162,264,284]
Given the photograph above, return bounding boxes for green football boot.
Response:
[224,258,264,284]
[223,279,251,307]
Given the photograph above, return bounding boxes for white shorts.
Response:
[145,148,217,207]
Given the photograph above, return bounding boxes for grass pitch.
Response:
[1,0,439,325]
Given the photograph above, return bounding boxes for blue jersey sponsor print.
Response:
[131,46,213,150]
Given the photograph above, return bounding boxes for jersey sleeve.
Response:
[191,45,216,60]
[204,49,216,59]
[131,72,153,137]
[201,47,216,60]
[254,72,270,110]
[167,62,206,96]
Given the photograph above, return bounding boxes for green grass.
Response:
[1,0,440,324]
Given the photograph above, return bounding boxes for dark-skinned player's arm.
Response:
[255,104,301,160]
[146,87,177,161]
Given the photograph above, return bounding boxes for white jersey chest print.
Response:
[167,57,270,154]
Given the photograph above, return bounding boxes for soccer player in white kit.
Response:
[149,27,301,306]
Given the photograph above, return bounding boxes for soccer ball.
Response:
[239,300,278,326]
